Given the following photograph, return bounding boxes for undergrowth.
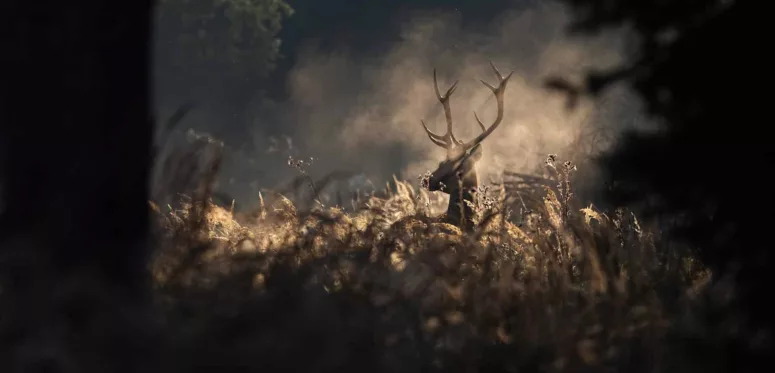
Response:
[148,145,720,373]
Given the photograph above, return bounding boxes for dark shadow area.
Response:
[550,0,771,369]
[550,0,770,357]
[0,0,157,370]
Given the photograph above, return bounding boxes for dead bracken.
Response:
[150,128,709,372]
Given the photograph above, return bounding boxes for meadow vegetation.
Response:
[147,143,718,373]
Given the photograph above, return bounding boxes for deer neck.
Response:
[444,169,479,231]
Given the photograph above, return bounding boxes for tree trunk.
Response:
[0,0,156,371]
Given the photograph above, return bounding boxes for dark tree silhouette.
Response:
[0,0,157,370]
[552,0,769,349]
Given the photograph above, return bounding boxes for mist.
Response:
[156,2,652,210]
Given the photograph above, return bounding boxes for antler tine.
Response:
[432,69,459,102]
[432,68,461,148]
[489,60,505,81]
[421,119,448,148]
[473,113,486,132]
[463,61,513,149]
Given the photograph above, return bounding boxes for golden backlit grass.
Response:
[148,156,712,372]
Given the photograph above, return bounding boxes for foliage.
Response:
[154,0,293,105]
[547,0,770,348]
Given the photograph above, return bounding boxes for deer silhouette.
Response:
[422,62,512,231]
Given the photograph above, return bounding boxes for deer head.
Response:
[422,62,512,231]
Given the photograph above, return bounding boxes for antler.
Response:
[421,62,513,154]
[463,61,513,149]
[421,69,461,152]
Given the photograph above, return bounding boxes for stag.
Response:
[422,62,512,231]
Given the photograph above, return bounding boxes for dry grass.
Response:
[147,143,719,373]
